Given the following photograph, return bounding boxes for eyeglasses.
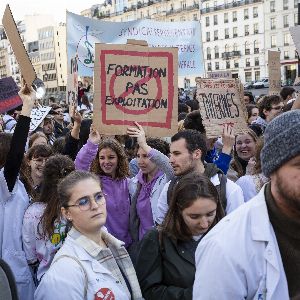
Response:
[270,105,284,111]
[66,192,106,211]
[32,157,48,165]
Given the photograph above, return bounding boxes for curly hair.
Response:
[258,95,282,119]
[20,144,53,201]
[162,172,224,241]
[90,138,129,179]
[0,133,12,169]
[38,154,75,238]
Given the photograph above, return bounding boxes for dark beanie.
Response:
[261,110,300,177]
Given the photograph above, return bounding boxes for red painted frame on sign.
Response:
[100,49,174,128]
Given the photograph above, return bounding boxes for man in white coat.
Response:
[193,110,300,300]
[155,130,244,224]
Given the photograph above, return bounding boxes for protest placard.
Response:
[2,5,36,86]
[67,11,202,77]
[0,77,22,114]
[29,106,52,132]
[268,50,281,95]
[207,71,232,79]
[196,78,248,138]
[93,41,178,136]
[66,56,78,104]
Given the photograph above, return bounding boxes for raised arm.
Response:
[4,84,36,192]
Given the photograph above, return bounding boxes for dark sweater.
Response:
[265,183,300,298]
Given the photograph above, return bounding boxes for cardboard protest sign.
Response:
[66,56,78,104]
[2,5,36,86]
[29,106,52,132]
[268,51,281,95]
[0,77,22,114]
[207,71,232,79]
[196,78,248,138]
[93,41,178,137]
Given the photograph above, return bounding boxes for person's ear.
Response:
[193,149,202,160]
[61,207,72,221]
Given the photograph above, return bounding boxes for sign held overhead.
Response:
[93,40,178,137]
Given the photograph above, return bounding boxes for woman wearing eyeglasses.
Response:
[35,170,143,300]
[22,154,75,285]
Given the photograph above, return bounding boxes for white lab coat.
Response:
[193,185,289,300]
[0,169,35,300]
[35,232,132,300]
[155,174,245,224]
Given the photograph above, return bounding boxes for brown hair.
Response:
[29,132,48,148]
[162,173,224,241]
[231,129,258,178]
[0,133,12,169]
[38,155,75,238]
[90,138,129,179]
[258,95,282,119]
[20,144,53,201]
[252,137,264,175]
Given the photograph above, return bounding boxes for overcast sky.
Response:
[1,1,101,23]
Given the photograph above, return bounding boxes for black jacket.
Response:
[136,228,198,300]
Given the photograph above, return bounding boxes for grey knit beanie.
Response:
[261,110,300,177]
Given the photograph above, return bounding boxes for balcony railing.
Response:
[222,51,241,59]
[254,48,259,54]
[201,0,262,14]
[166,3,199,15]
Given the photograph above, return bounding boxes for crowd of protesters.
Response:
[0,80,299,300]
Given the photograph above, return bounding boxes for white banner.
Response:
[67,11,203,77]
[30,106,52,132]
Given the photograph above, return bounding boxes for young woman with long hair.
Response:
[22,154,75,283]
[135,173,224,300]
[75,125,132,247]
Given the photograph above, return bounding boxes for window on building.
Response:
[284,51,289,59]
[214,15,218,25]
[283,0,288,10]
[225,28,229,39]
[234,59,239,68]
[245,25,249,35]
[254,23,258,34]
[206,32,210,42]
[255,71,260,81]
[226,60,230,69]
[215,62,219,70]
[270,1,275,12]
[253,7,258,18]
[232,11,237,22]
[224,13,228,23]
[283,15,289,27]
[215,45,219,58]
[284,33,290,46]
[295,13,298,26]
[208,62,212,71]
[233,27,238,37]
[255,57,259,66]
[245,71,252,82]
[193,14,198,21]
[244,9,249,19]
[180,0,186,9]
[206,16,210,26]
[207,47,211,59]
[214,30,218,40]
[271,35,277,47]
[245,41,250,55]
[295,0,298,8]
[225,44,230,53]
[233,43,238,52]
[180,16,186,21]
[271,17,276,29]
[246,58,250,67]
[254,40,259,53]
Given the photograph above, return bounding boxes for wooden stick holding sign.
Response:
[268,50,281,96]
[2,4,45,98]
[93,40,178,137]
[196,78,248,138]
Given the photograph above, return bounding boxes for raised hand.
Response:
[89,124,101,144]
[222,123,235,155]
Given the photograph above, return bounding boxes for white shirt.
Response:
[155,174,245,225]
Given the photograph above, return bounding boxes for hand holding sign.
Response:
[222,123,235,155]
[19,84,36,118]
[89,124,101,145]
